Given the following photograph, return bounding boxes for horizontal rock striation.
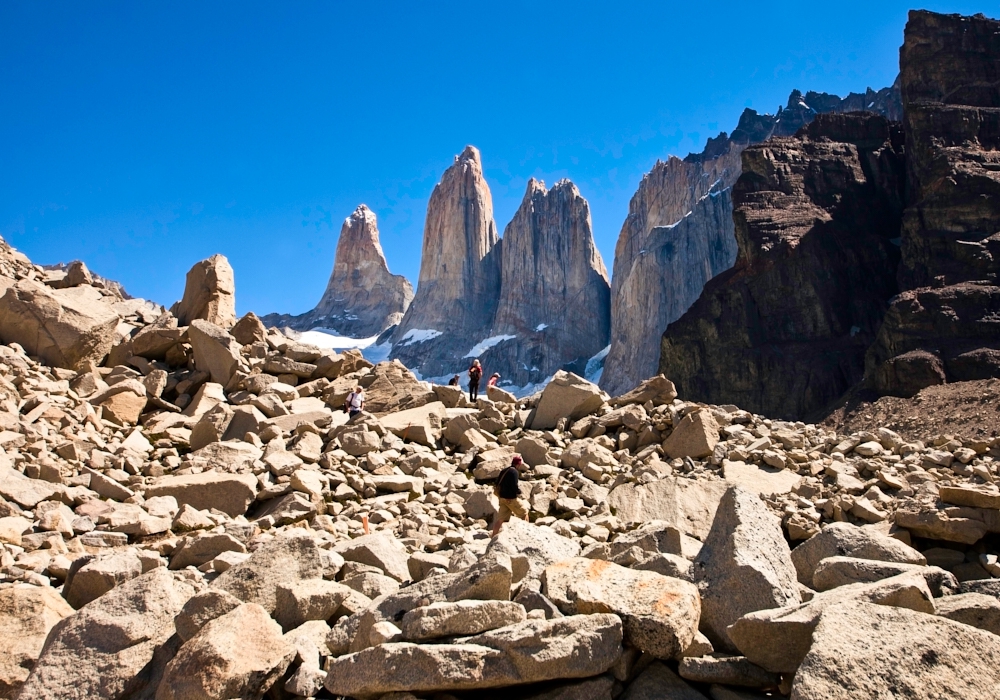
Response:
[865,10,1000,397]
[659,113,906,419]
[261,205,413,338]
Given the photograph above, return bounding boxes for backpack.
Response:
[469,366,482,381]
[496,465,520,499]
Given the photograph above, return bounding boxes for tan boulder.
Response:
[170,254,237,329]
[188,319,242,386]
[607,476,728,540]
[143,472,258,518]
[0,279,119,370]
[662,408,719,459]
[543,557,700,659]
[531,370,608,430]
[156,603,295,700]
[0,585,74,699]
[791,602,1000,699]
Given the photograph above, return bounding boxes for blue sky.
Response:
[0,1,992,316]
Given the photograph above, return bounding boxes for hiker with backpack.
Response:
[344,386,365,418]
[487,372,500,388]
[468,359,483,402]
[491,454,528,537]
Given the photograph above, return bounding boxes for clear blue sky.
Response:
[0,2,991,316]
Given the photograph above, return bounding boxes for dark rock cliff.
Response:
[659,114,906,419]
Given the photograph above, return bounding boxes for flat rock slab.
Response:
[722,459,801,497]
[325,614,623,697]
[486,518,582,582]
[790,601,1000,699]
[607,476,728,540]
[543,557,700,659]
[0,585,74,699]
[401,600,527,641]
[144,472,258,518]
[811,555,924,591]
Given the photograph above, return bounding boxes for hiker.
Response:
[491,454,527,537]
[487,372,500,388]
[344,386,365,417]
[448,374,460,386]
[468,359,483,402]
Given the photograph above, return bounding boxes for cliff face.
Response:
[262,205,413,337]
[389,146,503,377]
[658,114,906,419]
[866,10,1000,396]
[477,179,610,386]
[602,87,903,396]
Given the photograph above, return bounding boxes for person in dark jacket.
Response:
[448,375,460,386]
[491,454,527,537]
[468,359,483,402]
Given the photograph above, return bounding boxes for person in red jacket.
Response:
[487,372,500,388]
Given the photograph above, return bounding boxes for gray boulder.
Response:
[692,486,800,650]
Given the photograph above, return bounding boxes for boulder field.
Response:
[0,234,998,699]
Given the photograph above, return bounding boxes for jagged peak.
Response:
[455,145,482,166]
[345,203,376,227]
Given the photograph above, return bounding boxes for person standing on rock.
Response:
[487,372,501,388]
[468,359,483,402]
[448,374,460,386]
[344,386,365,418]
[491,454,528,537]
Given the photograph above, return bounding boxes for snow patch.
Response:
[363,342,392,364]
[585,344,611,385]
[463,334,516,358]
[294,328,379,351]
[399,329,443,346]
[534,323,549,332]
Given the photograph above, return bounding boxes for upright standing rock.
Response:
[171,254,237,329]
[479,179,611,386]
[390,146,502,377]
[692,486,800,650]
[260,205,414,337]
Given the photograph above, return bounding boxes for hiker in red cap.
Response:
[491,454,527,536]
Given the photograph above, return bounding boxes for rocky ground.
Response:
[0,240,999,699]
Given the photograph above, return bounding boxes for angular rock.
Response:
[0,585,74,699]
[0,279,120,371]
[543,557,700,659]
[934,592,1000,636]
[169,532,246,570]
[791,601,1000,699]
[170,253,237,329]
[401,600,527,641]
[274,579,352,632]
[63,550,144,609]
[790,521,926,586]
[678,654,780,689]
[691,487,800,650]
[728,571,937,674]
[663,409,720,459]
[811,555,925,591]
[174,589,244,642]
[531,371,608,430]
[619,661,708,700]
[486,518,582,582]
[188,319,243,386]
[144,472,258,518]
[212,532,324,613]
[19,568,195,700]
[156,603,295,700]
[608,476,728,540]
[325,614,623,697]
[333,533,411,582]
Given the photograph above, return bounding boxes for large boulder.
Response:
[692,486,800,650]
[0,279,119,371]
[728,571,936,674]
[543,558,700,659]
[486,518,582,582]
[531,371,608,430]
[607,476,728,540]
[324,614,623,697]
[401,600,527,641]
[18,568,196,700]
[378,401,446,447]
[63,550,144,608]
[170,254,237,329]
[211,532,324,613]
[790,601,1000,699]
[144,472,258,518]
[155,603,295,700]
[333,533,411,582]
[0,585,74,699]
[662,408,720,460]
[188,320,243,386]
[790,521,926,586]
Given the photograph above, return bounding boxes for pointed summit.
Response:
[260,204,412,336]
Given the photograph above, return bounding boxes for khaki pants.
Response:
[495,497,528,526]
